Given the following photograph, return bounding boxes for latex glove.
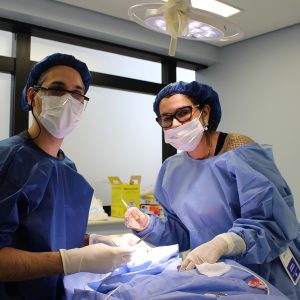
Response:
[124,207,150,231]
[180,236,227,271]
[59,243,133,275]
[180,233,246,271]
[89,233,144,248]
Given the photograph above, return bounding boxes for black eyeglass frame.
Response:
[33,85,90,102]
[156,104,200,129]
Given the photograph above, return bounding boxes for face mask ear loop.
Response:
[27,91,42,141]
[197,109,211,158]
[30,107,42,141]
[197,109,208,130]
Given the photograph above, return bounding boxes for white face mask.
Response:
[38,94,84,138]
[164,116,205,151]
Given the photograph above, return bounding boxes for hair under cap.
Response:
[21,53,92,111]
[153,81,221,130]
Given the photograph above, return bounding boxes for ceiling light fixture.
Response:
[172,0,241,18]
[128,0,243,56]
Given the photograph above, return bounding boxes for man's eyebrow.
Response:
[48,81,64,86]
[48,81,84,91]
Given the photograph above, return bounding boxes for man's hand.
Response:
[59,243,133,275]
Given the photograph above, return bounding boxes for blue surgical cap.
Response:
[153,81,221,130]
[21,53,92,111]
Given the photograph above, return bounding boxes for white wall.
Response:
[62,87,162,205]
[197,24,300,217]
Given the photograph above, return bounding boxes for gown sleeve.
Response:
[0,142,25,247]
[224,144,299,264]
[135,160,190,252]
[0,143,50,248]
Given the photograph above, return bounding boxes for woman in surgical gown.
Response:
[124,81,300,299]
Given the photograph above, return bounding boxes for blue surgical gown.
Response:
[0,132,93,300]
[136,143,300,299]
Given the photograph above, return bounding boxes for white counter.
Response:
[87,217,131,235]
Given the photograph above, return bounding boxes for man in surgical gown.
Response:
[124,81,300,299]
[0,53,132,300]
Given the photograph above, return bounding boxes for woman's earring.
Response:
[204,120,209,131]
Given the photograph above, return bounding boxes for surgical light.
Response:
[128,0,244,56]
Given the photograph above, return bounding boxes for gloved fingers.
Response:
[180,251,206,271]
[89,234,118,246]
[125,217,143,230]
[90,233,145,248]
[114,245,135,253]
[113,246,135,263]
[185,261,196,271]
[94,233,141,248]
[179,259,195,271]
[124,208,150,231]
[118,233,142,247]
[131,240,152,252]
[180,256,191,271]
[121,252,133,263]
[193,255,206,265]
[125,207,143,219]
[125,208,141,230]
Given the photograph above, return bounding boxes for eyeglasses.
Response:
[34,85,89,104]
[156,105,199,129]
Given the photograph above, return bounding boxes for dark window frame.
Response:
[0,17,207,161]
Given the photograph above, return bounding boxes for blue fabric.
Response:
[0,132,93,300]
[64,244,180,299]
[66,257,288,300]
[21,53,92,111]
[135,142,300,299]
[153,81,221,130]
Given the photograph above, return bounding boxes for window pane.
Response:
[0,30,13,57]
[0,73,11,139]
[61,87,162,205]
[31,37,161,83]
[176,67,195,82]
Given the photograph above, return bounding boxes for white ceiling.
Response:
[56,0,300,47]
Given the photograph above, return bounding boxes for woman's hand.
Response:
[124,207,150,231]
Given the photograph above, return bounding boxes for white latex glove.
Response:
[180,236,227,271]
[59,243,133,275]
[124,207,150,231]
[180,232,246,271]
[89,233,145,248]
